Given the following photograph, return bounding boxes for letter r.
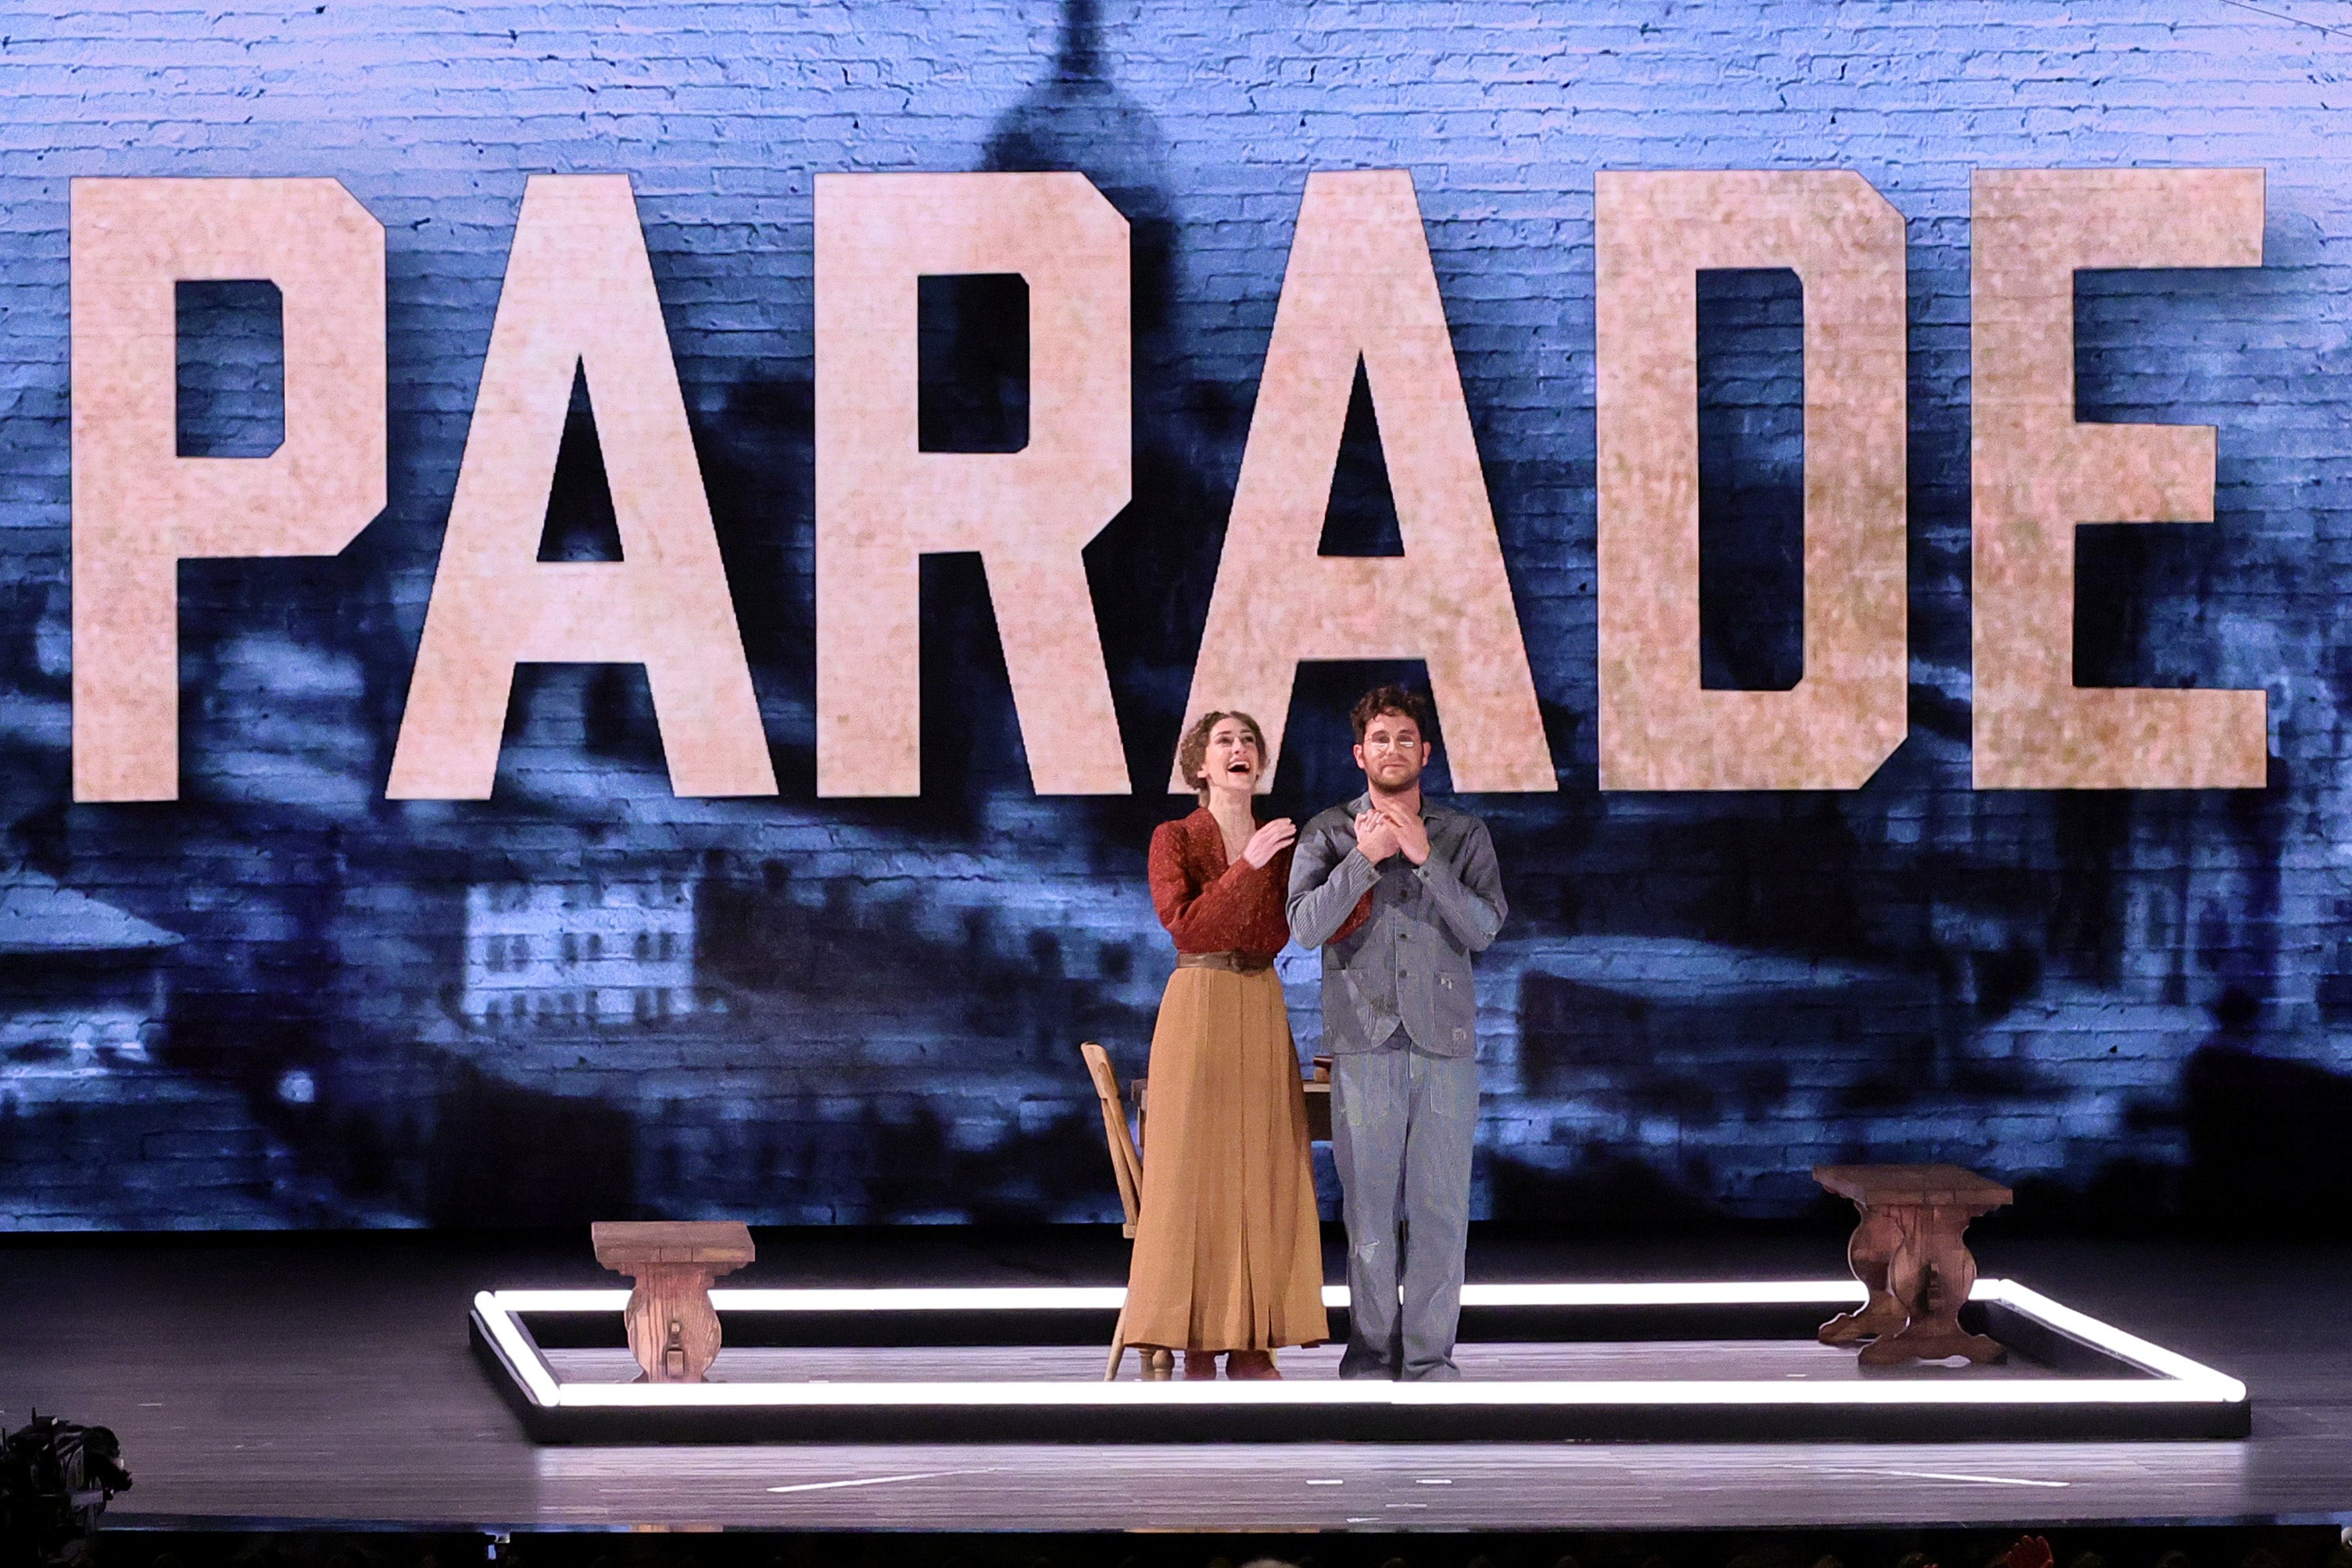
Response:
[814,172,1132,797]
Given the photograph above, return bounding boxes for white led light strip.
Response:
[485,1280,1870,1317]
[472,1279,2246,1412]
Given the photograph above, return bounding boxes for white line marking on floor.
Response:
[765,1470,986,1495]
[1839,1469,2070,1488]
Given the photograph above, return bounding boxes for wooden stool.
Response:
[591,1220,754,1384]
[1813,1164,2010,1366]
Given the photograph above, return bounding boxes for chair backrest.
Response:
[1079,1042,1144,1238]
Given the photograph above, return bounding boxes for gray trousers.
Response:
[1330,1036,1479,1380]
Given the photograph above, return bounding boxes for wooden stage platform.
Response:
[3,1226,2347,1533]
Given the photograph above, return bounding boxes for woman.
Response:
[1122,710,1330,1379]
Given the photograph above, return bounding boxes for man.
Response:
[1287,684,1506,1380]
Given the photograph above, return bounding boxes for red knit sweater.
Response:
[1148,808,1369,955]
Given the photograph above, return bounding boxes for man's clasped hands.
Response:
[1351,796,1430,867]
[1228,789,1428,872]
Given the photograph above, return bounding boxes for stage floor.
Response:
[3,1226,2347,1531]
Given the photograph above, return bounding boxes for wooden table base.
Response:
[591,1221,755,1384]
[1814,1165,2010,1366]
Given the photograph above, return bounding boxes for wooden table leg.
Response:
[592,1220,753,1385]
[620,1263,727,1383]
[1819,1201,1910,1346]
[1858,1201,2005,1366]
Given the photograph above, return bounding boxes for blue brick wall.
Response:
[4,0,2352,1228]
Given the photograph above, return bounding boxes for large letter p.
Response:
[71,177,385,802]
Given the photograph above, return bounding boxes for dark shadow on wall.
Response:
[1696,267,1803,693]
[921,273,1030,454]
[158,978,640,1227]
[425,1061,638,1226]
[2182,1043,2352,1233]
[855,1097,1121,1225]
[177,281,285,458]
[1316,362,1407,560]
[696,372,818,795]
[1487,1148,1742,1235]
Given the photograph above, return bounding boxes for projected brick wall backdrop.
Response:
[3,0,2348,1229]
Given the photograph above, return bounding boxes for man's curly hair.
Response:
[1349,684,1433,743]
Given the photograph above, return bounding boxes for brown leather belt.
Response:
[1176,950,1276,974]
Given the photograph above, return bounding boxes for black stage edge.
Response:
[66,1527,2352,1568]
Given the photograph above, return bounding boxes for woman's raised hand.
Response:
[1241,818,1298,868]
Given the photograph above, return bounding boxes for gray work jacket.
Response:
[1285,792,1506,1058]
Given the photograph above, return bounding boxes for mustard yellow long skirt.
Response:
[1122,965,1330,1351]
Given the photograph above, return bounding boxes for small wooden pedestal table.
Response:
[1813,1164,2011,1367]
[591,1220,755,1384]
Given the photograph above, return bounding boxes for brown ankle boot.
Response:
[1224,1349,1281,1380]
[1182,1350,1220,1380]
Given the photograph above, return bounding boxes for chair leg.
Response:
[1104,1302,1129,1382]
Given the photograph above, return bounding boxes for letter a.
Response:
[388,175,775,799]
[1594,171,1909,790]
[1971,169,2267,789]
[1180,170,1553,793]
[72,177,385,801]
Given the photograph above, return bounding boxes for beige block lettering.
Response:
[1179,170,1552,794]
[71,177,386,802]
[1595,170,1909,791]
[387,175,775,800]
[1971,168,2267,789]
[814,172,1131,797]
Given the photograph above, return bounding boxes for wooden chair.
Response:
[1079,1042,1169,1381]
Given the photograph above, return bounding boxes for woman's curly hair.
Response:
[1176,709,1269,805]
